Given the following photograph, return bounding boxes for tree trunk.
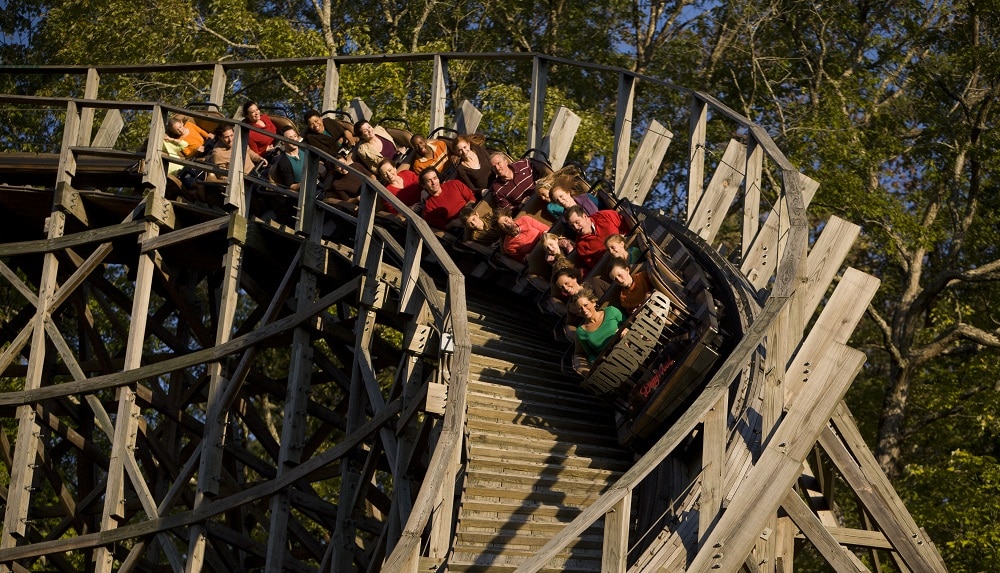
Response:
[875,364,912,480]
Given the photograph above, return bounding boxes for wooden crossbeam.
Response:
[687,138,747,243]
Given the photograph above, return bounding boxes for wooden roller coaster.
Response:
[0,54,947,572]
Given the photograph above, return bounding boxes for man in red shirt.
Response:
[566,205,631,273]
[420,168,475,230]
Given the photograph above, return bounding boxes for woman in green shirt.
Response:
[570,288,625,365]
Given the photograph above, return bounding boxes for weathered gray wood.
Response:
[686,343,866,572]
[540,106,580,170]
[430,55,448,132]
[688,138,747,243]
[801,216,861,321]
[321,58,339,114]
[700,393,727,545]
[140,215,230,253]
[0,399,403,563]
[687,97,708,221]
[226,124,248,214]
[528,57,548,151]
[399,226,423,315]
[782,490,869,572]
[91,108,124,149]
[0,202,65,552]
[452,100,483,135]
[94,217,161,573]
[823,404,949,572]
[346,98,372,123]
[602,495,631,573]
[613,73,636,186]
[742,138,763,257]
[208,63,227,109]
[741,172,819,290]
[616,119,673,204]
[77,68,100,146]
[784,268,879,405]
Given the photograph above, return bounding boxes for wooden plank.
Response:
[452,100,483,135]
[398,226,423,315]
[226,125,248,214]
[823,404,949,572]
[700,393,727,545]
[540,106,580,170]
[602,494,631,573]
[741,172,819,290]
[210,63,227,108]
[686,343,866,572]
[0,209,65,549]
[346,98,372,123]
[429,55,448,132]
[742,138,763,260]
[140,216,231,254]
[785,268,879,405]
[321,58,339,114]
[92,108,124,148]
[688,138,747,243]
[616,119,673,204]
[528,57,548,151]
[54,182,88,226]
[782,490,869,572]
[687,97,707,221]
[77,68,100,146]
[801,216,861,321]
[0,220,146,257]
[613,73,636,188]
[94,219,160,573]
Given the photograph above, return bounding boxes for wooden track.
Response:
[0,54,948,573]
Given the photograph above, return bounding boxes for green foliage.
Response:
[903,451,1000,572]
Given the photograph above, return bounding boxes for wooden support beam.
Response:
[616,120,673,204]
[602,492,631,573]
[613,73,636,187]
[528,56,548,151]
[94,219,160,573]
[0,201,67,556]
[742,138,763,258]
[452,100,483,135]
[741,173,818,290]
[540,106,580,170]
[92,108,124,149]
[687,97,708,221]
[688,138,747,243]
[822,404,948,572]
[321,58,340,114]
[686,343,866,572]
[782,490,868,572]
[346,98,372,123]
[210,64,227,110]
[77,68,100,147]
[429,55,448,132]
[700,392,727,544]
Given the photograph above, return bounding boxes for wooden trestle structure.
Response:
[0,54,947,572]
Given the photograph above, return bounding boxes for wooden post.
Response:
[430,55,449,132]
[700,393,727,544]
[210,64,227,110]
[613,73,636,189]
[688,97,708,221]
[452,100,483,135]
[741,173,818,290]
[603,494,632,572]
[91,109,124,149]
[528,57,548,151]
[77,68,100,146]
[540,106,580,170]
[742,138,763,259]
[321,58,340,114]
[225,124,248,214]
[616,120,673,204]
[687,138,747,241]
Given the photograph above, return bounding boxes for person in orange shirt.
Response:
[167,116,214,158]
[410,135,449,174]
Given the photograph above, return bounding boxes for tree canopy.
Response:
[3,0,1000,569]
